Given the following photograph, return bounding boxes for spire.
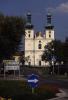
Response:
[25,12,34,29]
[45,12,54,30]
[47,12,52,26]
[27,12,31,24]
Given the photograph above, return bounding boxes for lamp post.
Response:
[56,62,59,75]
[4,65,5,79]
[52,56,56,75]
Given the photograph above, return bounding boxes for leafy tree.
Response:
[42,40,54,66]
[63,37,68,64]
[0,13,25,61]
[42,40,63,66]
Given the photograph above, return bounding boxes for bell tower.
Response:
[45,12,54,40]
[25,12,34,39]
[25,12,34,65]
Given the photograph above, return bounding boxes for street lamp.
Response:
[57,62,59,75]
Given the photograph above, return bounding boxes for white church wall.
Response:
[25,39,34,51]
[34,38,51,51]
[34,51,44,66]
[25,29,34,39]
[25,51,35,65]
[46,30,54,40]
[24,13,55,67]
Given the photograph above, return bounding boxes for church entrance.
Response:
[29,62,31,66]
[39,61,41,66]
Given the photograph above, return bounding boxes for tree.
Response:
[42,40,64,65]
[0,13,25,61]
[42,40,64,74]
[42,41,53,66]
[63,37,68,64]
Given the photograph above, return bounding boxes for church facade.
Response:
[25,12,54,66]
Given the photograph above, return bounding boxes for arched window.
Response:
[49,34,51,38]
[49,30,51,33]
[39,40,41,43]
[29,34,30,37]
[39,61,41,66]
[38,43,42,49]
[38,41,42,49]
[28,30,31,33]
[49,30,51,38]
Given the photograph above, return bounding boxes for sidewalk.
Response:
[48,89,68,100]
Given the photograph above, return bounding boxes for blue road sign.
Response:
[27,74,39,88]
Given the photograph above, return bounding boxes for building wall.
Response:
[25,29,34,39]
[25,30,54,66]
[46,30,54,40]
[25,29,34,65]
[25,39,34,51]
[25,51,34,65]
[24,15,54,66]
[34,36,53,66]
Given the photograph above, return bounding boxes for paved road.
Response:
[58,97,68,100]
[47,84,68,100]
[50,97,68,100]
[39,77,68,100]
[58,89,68,100]
[39,76,68,88]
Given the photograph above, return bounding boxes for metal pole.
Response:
[58,65,59,75]
[19,66,20,79]
[52,56,56,75]
[14,68,15,78]
[4,66,5,79]
[53,62,54,75]
[32,87,34,94]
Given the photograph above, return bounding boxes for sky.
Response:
[0,0,68,41]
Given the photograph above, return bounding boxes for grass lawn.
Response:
[0,80,59,100]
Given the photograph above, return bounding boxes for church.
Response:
[24,12,55,67]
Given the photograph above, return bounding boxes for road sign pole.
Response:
[32,87,34,94]
[4,66,5,79]
[19,66,20,79]
[53,63,54,75]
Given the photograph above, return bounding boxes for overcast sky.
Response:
[0,0,68,41]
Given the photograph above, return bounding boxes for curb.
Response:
[48,89,67,100]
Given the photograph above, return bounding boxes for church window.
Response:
[29,62,31,66]
[39,61,41,66]
[38,43,42,49]
[28,30,31,33]
[49,34,51,38]
[39,40,41,43]
[49,30,51,33]
[29,34,30,37]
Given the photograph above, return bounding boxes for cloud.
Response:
[47,2,68,13]
[57,2,68,13]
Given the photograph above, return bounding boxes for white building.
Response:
[25,12,54,66]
